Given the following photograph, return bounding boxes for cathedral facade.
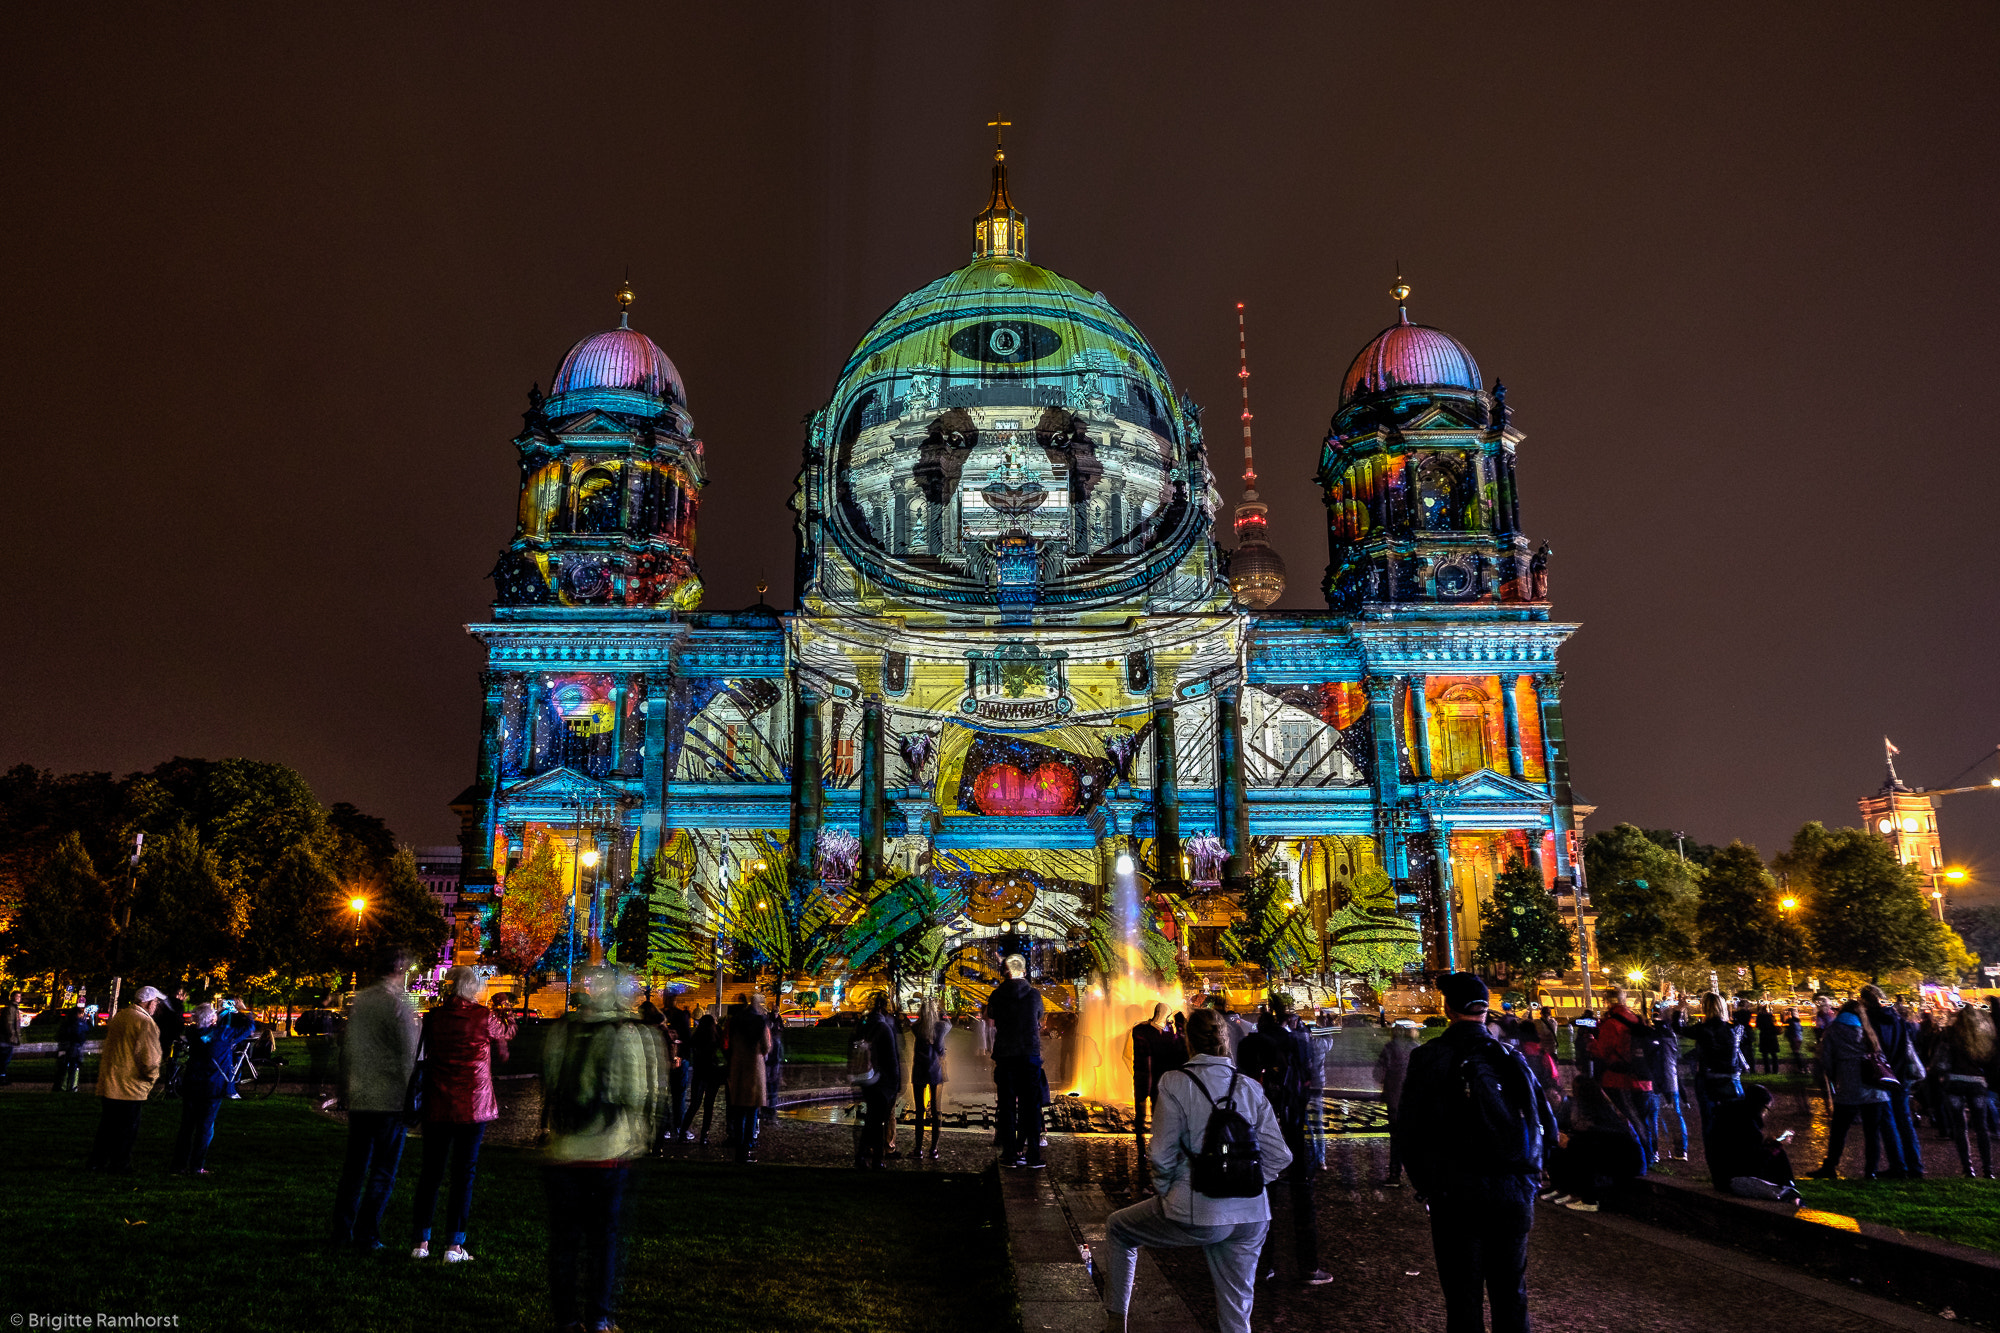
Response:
[452,149,1586,1009]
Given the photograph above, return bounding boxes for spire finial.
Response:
[1391,264,1411,325]
[616,270,635,329]
[973,122,1026,260]
[987,118,1011,161]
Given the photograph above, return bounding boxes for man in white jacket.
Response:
[1100,1006,1291,1333]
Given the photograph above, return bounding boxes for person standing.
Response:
[542,966,664,1333]
[1753,1006,1779,1076]
[171,1001,255,1175]
[723,994,771,1164]
[910,997,949,1161]
[1593,990,1657,1166]
[1238,994,1332,1287]
[1934,1004,1997,1178]
[1808,999,1892,1180]
[679,1012,723,1145]
[1375,1022,1417,1187]
[661,990,692,1139]
[1099,1006,1291,1333]
[857,991,901,1170]
[0,989,23,1083]
[1690,992,1746,1151]
[1395,973,1558,1333]
[410,966,513,1261]
[1862,985,1923,1179]
[987,956,1045,1169]
[1649,1008,1690,1162]
[762,1007,785,1126]
[84,986,165,1173]
[1130,1002,1167,1142]
[54,1004,89,1092]
[331,948,419,1252]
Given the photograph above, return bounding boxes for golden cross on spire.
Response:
[988,119,1011,158]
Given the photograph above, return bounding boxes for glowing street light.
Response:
[348,896,368,991]
[1780,897,1798,912]
[1115,852,1135,875]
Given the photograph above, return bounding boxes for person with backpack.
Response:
[1592,990,1658,1167]
[1394,973,1558,1333]
[1098,1006,1291,1333]
[542,965,664,1333]
[987,955,1045,1170]
[1807,999,1893,1180]
[1237,994,1332,1287]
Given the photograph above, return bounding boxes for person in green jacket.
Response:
[542,966,664,1333]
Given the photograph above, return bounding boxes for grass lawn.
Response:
[1,1093,1018,1332]
[1796,1175,2000,1253]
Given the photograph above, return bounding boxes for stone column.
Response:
[858,699,884,885]
[467,670,507,884]
[1218,685,1250,880]
[1532,672,1575,878]
[1502,674,1526,779]
[523,676,545,775]
[1409,676,1433,781]
[1364,676,1404,879]
[608,677,629,775]
[1152,702,1181,883]
[637,671,671,863]
[789,686,823,887]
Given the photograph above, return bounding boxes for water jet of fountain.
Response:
[1068,850,1177,1104]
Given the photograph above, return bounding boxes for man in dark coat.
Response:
[1238,995,1332,1286]
[1395,973,1558,1333]
[1130,1002,1167,1143]
[986,954,1044,1169]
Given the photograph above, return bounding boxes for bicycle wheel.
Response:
[148,1062,181,1102]
[251,1055,283,1098]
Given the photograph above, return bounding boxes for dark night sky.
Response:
[6,6,1997,901]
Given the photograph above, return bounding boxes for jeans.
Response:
[86,1098,146,1171]
[994,1055,1044,1163]
[1657,1086,1689,1157]
[332,1110,407,1246]
[1884,1083,1923,1177]
[727,1106,760,1162]
[858,1086,894,1166]
[1430,1196,1533,1333]
[411,1122,486,1248]
[1823,1102,1887,1176]
[681,1071,721,1140]
[171,1095,222,1173]
[1102,1193,1267,1333]
[911,1079,943,1148]
[0,1042,14,1079]
[544,1164,628,1330]
[56,1054,83,1092]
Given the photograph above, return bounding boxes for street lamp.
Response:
[349,897,368,991]
[1780,897,1799,990]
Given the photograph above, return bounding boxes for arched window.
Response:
[1434,684,1490,779]
[575,468,622,533]
[1416,456,1464,532]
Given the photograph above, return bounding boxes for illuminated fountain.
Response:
[1066,850,1178,1104]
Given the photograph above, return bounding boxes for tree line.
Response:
[0,759,447,1009]
[1473,819,1980,994]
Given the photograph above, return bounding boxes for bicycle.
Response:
[148,1041,187,1102]
[230,1037,284,1099]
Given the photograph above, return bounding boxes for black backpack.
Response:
[1450,1042,1546,1176]
[1175,1066,1266,1199]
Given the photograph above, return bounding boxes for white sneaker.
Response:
[443,1247,475,1263]
[1564,1200,1599,1212]
[409,1243,429,1260]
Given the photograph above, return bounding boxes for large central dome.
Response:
[800,154,1223,618]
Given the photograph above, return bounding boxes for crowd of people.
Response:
[38,954,2000,1333]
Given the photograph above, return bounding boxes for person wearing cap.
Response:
[1394,972,1557,1333]
[84,985,166,1172]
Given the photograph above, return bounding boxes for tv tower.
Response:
[1225,303,1286,609]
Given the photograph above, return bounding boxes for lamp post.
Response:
[349,896,368,992]
[1780,896,1799,992]
[1931,867,1966,922]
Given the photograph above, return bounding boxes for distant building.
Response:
[412,845,463,966]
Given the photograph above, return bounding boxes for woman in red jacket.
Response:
[410,966,514,1262]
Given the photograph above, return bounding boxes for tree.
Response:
[1639,828,1722,870]
[1945,904,2000,976]
[1584,824,1697,979]
[1786,823,1949,983]
[1695,841,1808,993]
[0,831,116,983]
[1472,856,1575,979]
[1222,865,1316,980]
[718,855,842,1011]
[239,838,344,1024]
[124,822,241,991]
[495,836,567,994]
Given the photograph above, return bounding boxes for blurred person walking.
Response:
[331,948,419,1252]
[1545,1074,1644,1210]
[723,993,771,1163]
[409,966,514,1261]
[84,986,165,1173]
[1376,1022,1417,1187]
[542,967,664,1333]
[1099,1006,1291,1333]
[1649,1007,1689,1161]
[1395,974,1557,1333]
[762,1006,785,1126]
[1593,990,1659,1166]
[910,996,949,1161]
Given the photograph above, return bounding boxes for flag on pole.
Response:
[1885,737,1900,758]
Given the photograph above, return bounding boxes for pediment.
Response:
[500,766,629,805]
[1441,768,1550,803]
[558,411,636,437]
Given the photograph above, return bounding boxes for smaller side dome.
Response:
[1340,311,1482,405]
[551,326,683,402]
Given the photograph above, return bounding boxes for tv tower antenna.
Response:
[1236,302,1258,493]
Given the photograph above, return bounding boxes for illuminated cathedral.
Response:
[451,141,1585,1009]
